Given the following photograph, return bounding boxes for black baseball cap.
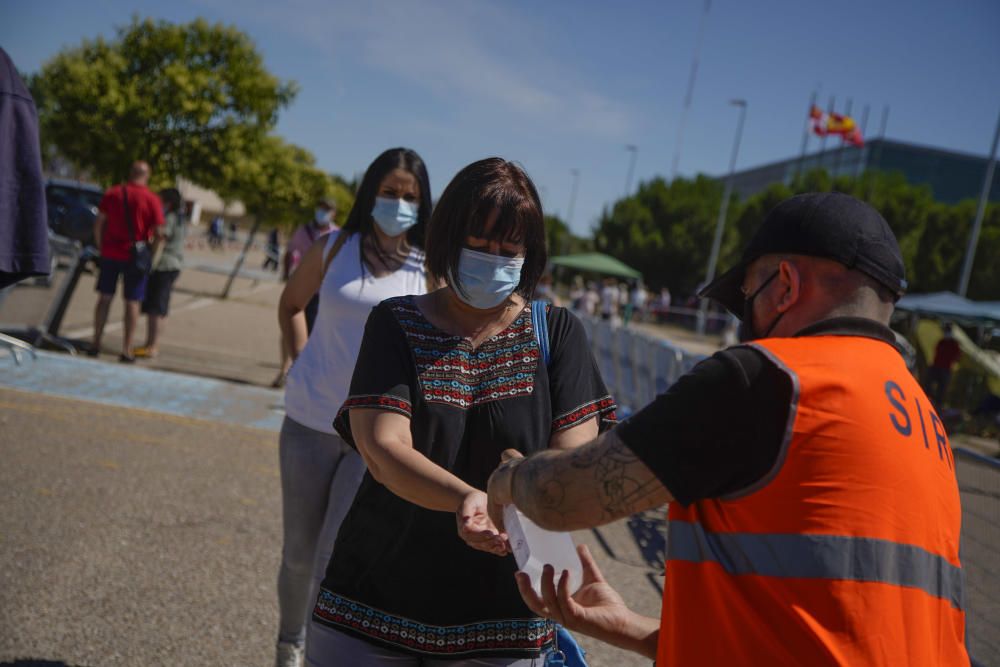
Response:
[699,192,907,316]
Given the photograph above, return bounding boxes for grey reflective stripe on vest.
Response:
[668,521,964,610]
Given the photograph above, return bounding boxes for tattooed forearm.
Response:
[591,436,666,519]
[511,431,671,531]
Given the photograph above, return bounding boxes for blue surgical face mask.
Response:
[452,248,525,310]
[371,197,419,237]
[314,208,334,226]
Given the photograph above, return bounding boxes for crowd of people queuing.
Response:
[261,147,968,667]
[1,38,973,664]
[83,146,970,666]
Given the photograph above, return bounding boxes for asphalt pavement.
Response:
[0,379,662,667]
[0,240,664,666]
[2,236,995,666]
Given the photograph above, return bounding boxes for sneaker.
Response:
[133,346,158,359]
[274,641,304,667]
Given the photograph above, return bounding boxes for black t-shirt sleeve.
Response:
[546,307,617,433]
[614,346,793,506]
[333,302,414,445]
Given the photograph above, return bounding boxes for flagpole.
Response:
[866,105,890,201]
[854,104,871,181]
[957,108,1000,297]
[624,144,638,196]
[567,168,580,230]
[697,99,747,336]
[794,90,818,184]
[817,95,835,172]
[671,0,711,180]
[832,98,852,177]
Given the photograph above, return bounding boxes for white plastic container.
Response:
[504,504,583,596]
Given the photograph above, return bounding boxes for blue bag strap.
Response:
[531,300,551,368]
[531,304,588,667]
[545,624,588,667]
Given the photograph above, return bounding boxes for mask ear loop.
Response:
[738,269,780,342]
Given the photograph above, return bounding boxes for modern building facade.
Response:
[724,138,1000,204]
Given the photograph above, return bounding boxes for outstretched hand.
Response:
[516,543,632,639]
[456,489,508,557]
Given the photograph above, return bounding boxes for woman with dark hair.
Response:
[307,158,616,665]
[274,148,433,667]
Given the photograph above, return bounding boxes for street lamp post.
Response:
[957,108,1000,297]
[624,145,638,196]
[697,99,747,335]
[567,168,580,229]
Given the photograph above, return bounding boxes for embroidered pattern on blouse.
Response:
[552,396,618,432]
[313,589,554,656]
[388,296,539,409]
[340,394,412,418]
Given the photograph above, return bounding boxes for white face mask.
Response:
[451,248,525,309]
[314,208,334,226]
[371,197,419,237]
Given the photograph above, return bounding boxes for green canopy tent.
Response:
[549,253,642,280]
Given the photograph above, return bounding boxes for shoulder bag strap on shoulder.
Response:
[321,231,350,280]
[122,185,137,243]
[531,300,551,368]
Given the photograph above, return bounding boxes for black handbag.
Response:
[122,184,153,274]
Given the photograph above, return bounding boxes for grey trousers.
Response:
[305,621,542,666]
[277,416,366,646]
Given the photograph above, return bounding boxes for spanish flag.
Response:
[826,112,857,136]
[810,105,827,136]
[810,107,863,145]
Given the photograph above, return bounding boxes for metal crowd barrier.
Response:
[954,447,1000,667]
[576,316,998,665]
[578,315,705,417]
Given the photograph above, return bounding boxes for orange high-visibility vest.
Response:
[659,335,968,666]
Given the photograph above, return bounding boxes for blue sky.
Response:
[3,0,999,235]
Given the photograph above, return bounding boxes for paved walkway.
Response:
[0,362,661,666]
[1,241,995,665]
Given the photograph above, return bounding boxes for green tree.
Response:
[545,214,592,256]
[221,135,332,229]
[31,16,295,189]
[594,175,725,294]
[962,204,1000,300]
[218,135,343,297]
[326,175,356,228]
[743,169,938,291]
[584,167,999,300]
[910,201,972,293]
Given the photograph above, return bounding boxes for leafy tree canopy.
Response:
[31,16,296,189]
[593,169,999,300]
[219,134,352,230]
[545,214,592,257]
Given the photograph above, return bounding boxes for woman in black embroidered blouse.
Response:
[307,159,616,666]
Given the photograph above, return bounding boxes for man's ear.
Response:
[775,260,800,313]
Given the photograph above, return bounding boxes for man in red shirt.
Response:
[91,161,165,362]
[925,323,962,407]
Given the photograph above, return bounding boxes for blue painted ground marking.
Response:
[1,350,283,432]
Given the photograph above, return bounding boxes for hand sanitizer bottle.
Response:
[504,504,583,596]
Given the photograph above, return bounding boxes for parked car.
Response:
[45,178,103,246]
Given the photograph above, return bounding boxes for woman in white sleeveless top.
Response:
[273,148,433,667]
